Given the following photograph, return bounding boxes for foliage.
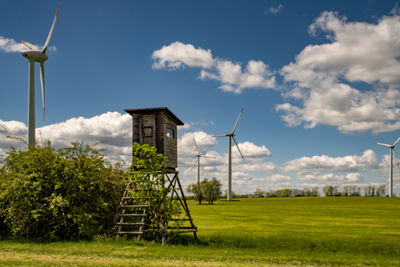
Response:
[186,183,201,201]
[187,177,222,204]
[201,178,222,205]
[252,187,319,198]
[323,185,340,196]
[130,142,182,243]
[365,184,386,197]
[0,142,126,240]
[343,185,361,196]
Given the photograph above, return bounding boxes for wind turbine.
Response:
[374,136,400,197]
[21,6,59,147]
[213,108,245,201]
[189,138,215,204]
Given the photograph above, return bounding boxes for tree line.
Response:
[251,184,388,198]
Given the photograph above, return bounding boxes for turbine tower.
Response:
[21,6,59,147]
[374,136,400,197]
[189,138,215,204]
[213,108,245,201]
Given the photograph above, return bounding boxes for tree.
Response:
[364,185,376,196]
[187,177,222,205]
[253,188,265,198]
[323,185,340,196]
[0,142,126,240]
[187,183,202,201]
[376,184,386,197]
[202,178,222,205]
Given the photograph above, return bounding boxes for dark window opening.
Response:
[166,128,174,138]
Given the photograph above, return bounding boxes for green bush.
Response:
[0,142,126,240]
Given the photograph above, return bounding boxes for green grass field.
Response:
[1,197,400,266]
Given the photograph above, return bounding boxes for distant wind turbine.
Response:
[374,136,400,197]
[213,108,245,201]
[189,138,215,204]
[21,6,59,147]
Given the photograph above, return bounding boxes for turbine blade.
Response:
[188,158,198,174]
[40,62,45,120]
[374,142,391,148]
[193,138,201,155]
[394,149,400,168]
[42,5,59,52]
[232,107,244,134]
[393,137,400,147]
[202,155,216,159]
[21,40,35,50]
[213,134,229,138]
[232,136,244,160]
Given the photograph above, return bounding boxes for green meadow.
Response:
[1,197,400,266]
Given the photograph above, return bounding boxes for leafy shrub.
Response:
[0,142,126,240]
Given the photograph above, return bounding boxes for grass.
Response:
[1,197,400,266]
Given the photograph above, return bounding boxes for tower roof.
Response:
[124,107,184,125]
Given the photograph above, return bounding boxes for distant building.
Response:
[125,107,184,170]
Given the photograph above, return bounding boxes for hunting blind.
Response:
[115,107,197,243]
[125,107,183,170]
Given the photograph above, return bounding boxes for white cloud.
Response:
[298,172,362,182]
[178,131,216,158]
[279,11,400,134]
[0,120,28,154]
[267,4,283,14]
[152,41,276,93]
[254,174,291,182]
[0,36,34,52]
[152,41,214,69]
[233,141,271,158]
[0,35,56,53]
[284,149,378,173]
[0,112,132,163]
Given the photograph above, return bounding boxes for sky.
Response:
[1,0,400,195]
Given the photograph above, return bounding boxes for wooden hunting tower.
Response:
[125,107,184,170]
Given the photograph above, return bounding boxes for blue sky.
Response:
[1,0,400,195]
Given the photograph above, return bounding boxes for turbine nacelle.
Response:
[21,50,48,62]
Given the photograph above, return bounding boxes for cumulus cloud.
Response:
[0,112,132,163]
[152,42,214,69]
[152,41,276,94]
[284,149,378,173]
[0,36,34,52]
[298,172,362,182]
[278,11,400,134]
[254,174,291,182]
[0,35,56,53]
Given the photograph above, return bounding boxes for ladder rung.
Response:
[131,189,152,191]
[116,222,145,226]
[117,231,143,235]
[117,214,146,217]
[121,205,149,208]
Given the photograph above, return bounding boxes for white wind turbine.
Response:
[189,138,215,204]
[213,108,245,201]
[20,6,59,147]
[374,136,400,197]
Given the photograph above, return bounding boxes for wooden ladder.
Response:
[115,182,149,239]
